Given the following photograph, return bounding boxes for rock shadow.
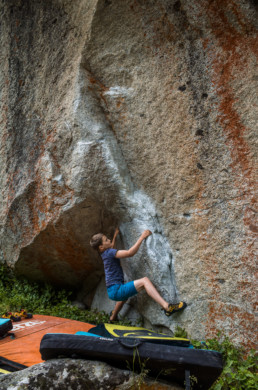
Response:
[15,199,117,295]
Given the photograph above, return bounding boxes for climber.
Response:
[90,228,187,322]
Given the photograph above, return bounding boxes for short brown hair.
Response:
[90,233,104,251]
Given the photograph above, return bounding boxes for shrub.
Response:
[192,331,257,390]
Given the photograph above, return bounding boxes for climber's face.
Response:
[99,235,112,252]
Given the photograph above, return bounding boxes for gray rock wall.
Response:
[0,0,257,348]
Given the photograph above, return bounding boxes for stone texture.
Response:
[0,359,182,389]
[0,0,257,348]
[0,0,101,288]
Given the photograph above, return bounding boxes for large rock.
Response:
[0,0,257,347]
[0,359,183,389]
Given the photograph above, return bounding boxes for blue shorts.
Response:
[107,281,138,301]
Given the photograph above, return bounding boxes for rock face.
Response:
[0,0,257,347]
[0,359,182,389]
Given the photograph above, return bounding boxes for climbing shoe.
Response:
[16,309,33,319]
[2,312,21,322]
[164,301,187,316]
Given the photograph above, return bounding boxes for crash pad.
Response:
[89,323,190,347]
[0,314,93,368]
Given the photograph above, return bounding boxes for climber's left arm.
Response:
[111,228,120,248]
